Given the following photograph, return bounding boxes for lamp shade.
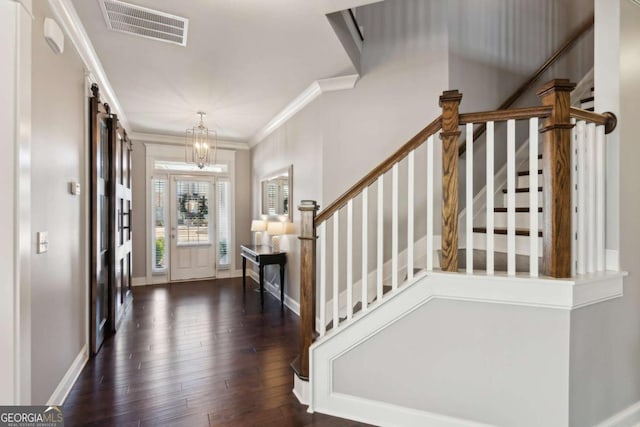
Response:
[251,220,267,232]
[267,222,285,236]
[283,221,297,235]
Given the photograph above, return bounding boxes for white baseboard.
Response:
[247,270,300,315]
[316,392,490,427]
[596,400,640,427]
[132,276,148,286]
[47,344,88,406]
[293,374,310,406]
[216,269,243,279]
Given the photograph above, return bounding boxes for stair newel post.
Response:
[439,90,463,272]
[296,200,319,380]
[536,79,576,278]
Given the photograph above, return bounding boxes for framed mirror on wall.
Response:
[261,165,292,221]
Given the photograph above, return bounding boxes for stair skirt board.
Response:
[309,272,625,426]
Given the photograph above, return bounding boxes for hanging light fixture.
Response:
[185,111,217,169]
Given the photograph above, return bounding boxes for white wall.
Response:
[449,0,594,212]
[251,98,325,304]
[251,0,449,305]
[131,142,147,278]
[29,0,87,404]
[568,1,640,425]
[333,298,571,426]
[0,0,31,405]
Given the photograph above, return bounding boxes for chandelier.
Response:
[185,112,217,169]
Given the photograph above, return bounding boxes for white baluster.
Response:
[407,151,415,281]
[319,222,326,337]
[346,200,353,320]
[586,122,596,273]
[392,164,399,290]
[576,120,586,275]
[486,121,495,274]
[361,188,368,312]
[333,212,339,329]
[529,117,539,277]
[426,135,434,271]
[466,123,473,274]
[596,125,605,271]
[507,119,516,276]
[571,118,577,277]
[377,175,384,301]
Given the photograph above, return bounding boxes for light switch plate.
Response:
[69,182,81,195]
[37,231,48,254]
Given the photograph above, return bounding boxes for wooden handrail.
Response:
[570,107,618,134]
[458,14,594,156]
[459,106,552,124]
[316,115,443,225]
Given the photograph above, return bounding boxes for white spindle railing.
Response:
[332,212,339,329]
[377,175,384,301]
[572,120,607,275]
[346,200,353,320]
[426,135,435,271]
[361,187,369,313]
[466,124,473,274]
[529,117,539,277]
[311,101,612,336]
[486,121,495,274]
[506,119,516,276]
[319,222,326,337]
[407,151,415,281]
[391,164,399,290]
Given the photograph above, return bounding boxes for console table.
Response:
[240,244,287,309]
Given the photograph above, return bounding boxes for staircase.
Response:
[289,77,621,426]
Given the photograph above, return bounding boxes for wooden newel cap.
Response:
[298,200,320,212]
[439,90,462,106]
[536,78,576,97]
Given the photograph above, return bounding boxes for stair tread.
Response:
[473,227,543,237]
[580,96,595,103]
[494,207,543,213]
[517,169,542,176]
[501,187,543,193]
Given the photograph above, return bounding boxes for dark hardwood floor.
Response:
[63,277,371,427]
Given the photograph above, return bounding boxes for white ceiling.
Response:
[71,0,357,141]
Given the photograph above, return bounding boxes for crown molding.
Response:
[249,74,359,147]
[47,0,129,130]
[130,131,249,150]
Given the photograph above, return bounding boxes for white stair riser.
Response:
[494,212,543,229]
[517,173,543,188]
[581,100,594,110]
[473,233,542,256]
[502,191,543,207]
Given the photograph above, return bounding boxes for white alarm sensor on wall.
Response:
[44,17,64,55]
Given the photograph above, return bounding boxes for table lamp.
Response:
[267,221,285,252]
[251,219,267,246]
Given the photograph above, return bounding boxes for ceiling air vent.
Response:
[99,0,189,47]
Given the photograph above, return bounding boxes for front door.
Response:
[170,176,216,281]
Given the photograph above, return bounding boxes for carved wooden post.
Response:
[537,79,575,278]
[296,200,319,380]
[439,90,463,272]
